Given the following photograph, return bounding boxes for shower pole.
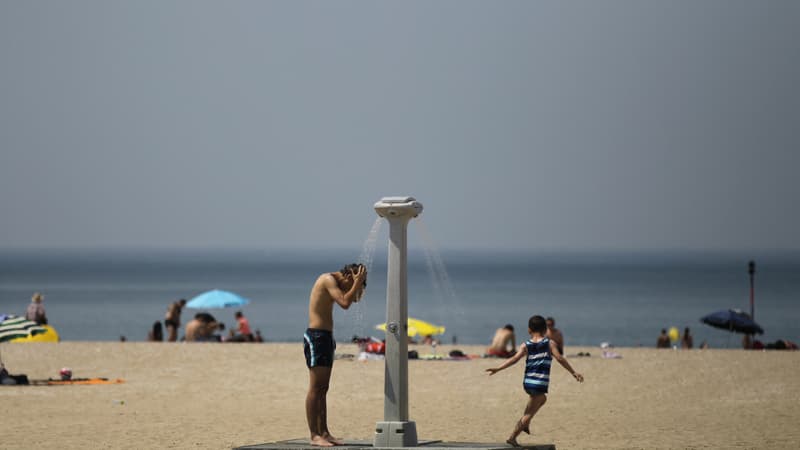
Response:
[373,197,423,447]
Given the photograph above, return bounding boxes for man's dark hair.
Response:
[195,312,216,323]
[340,263,367,287]
[528,315,547,334]
[503,324,514,331]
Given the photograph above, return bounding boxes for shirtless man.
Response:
[164,298,187,342]
[184,312,223,342]
[305,263,367,447]
[546,317,565,355]
[657,329,671,348]
[487,324,516,358]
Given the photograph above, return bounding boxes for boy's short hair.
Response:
[340,263,367,287]
[503,324,514,331]
[528,315,547,334]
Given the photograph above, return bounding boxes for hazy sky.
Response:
[1,1,798,252]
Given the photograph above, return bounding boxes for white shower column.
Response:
[373,196,423,448]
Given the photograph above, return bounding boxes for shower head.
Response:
[374,196,424,219]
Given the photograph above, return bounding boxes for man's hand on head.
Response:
[353,265,367,286]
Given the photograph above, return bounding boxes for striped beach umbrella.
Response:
[0,315,48,343]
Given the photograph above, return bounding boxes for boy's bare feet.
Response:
[506,437,520,448]
[310,436,335,447]
[322,433,344,446]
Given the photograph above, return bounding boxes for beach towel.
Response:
[30,378,125,386]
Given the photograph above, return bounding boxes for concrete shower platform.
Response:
[235,438,555,450]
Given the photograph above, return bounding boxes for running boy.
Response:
[486,315,584,447]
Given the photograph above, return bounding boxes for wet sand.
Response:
[1,342,798,449]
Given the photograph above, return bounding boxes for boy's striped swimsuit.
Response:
[523,337,552,394]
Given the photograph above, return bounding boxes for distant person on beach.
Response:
[486,315,584,447]
[681,327,693,349]
[421,334,439,346]
[184,312,224,342]
[148,321,164,342]
[235,311,254,342]
[164,298,187,342]
[486,324,516,358]
[25,292,48,325]
[656,329,671,348]
[545,317,565,355]
[765,339,798,350]
[304,263,367,447]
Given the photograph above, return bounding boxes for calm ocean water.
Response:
[0,249,797,348]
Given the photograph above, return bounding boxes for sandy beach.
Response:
[1,342,798,449]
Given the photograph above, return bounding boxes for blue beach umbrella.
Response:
[186,290,251,309]
[700,309,764,335]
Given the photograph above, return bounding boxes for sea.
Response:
[1,248,798,349]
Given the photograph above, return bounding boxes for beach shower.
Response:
[373,196,423,448]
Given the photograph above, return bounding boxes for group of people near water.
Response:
[655,326,798,351]
[302,262,583,448]
[147,299,262,343]
[656,327,697,349]
[741,333,798,351]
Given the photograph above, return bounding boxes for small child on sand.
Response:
[486,315,584,447]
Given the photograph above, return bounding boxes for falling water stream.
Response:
[345,215,467,350]
[348,217,383,343]
[415,218,468,343]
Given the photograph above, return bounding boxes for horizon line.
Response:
[1,245,798,257]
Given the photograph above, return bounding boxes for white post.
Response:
[373,197,423,448]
